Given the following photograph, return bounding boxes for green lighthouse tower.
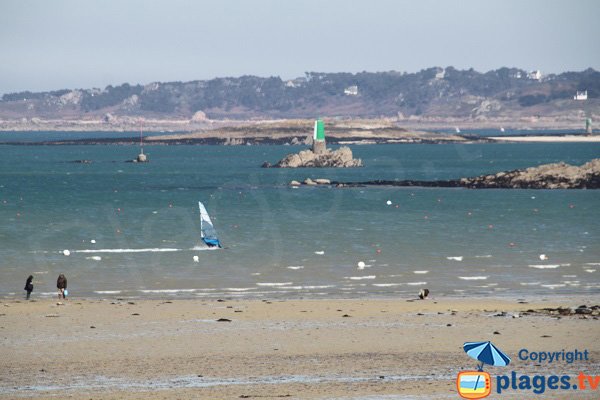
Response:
[312,118,326,154]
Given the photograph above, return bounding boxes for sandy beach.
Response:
[1,296,599,399]
[489,135,600,142]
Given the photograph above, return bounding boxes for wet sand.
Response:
[1,296,599,399]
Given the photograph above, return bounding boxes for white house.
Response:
[574,90,588,101]
[344,85,358,96]
[528,70,542,81]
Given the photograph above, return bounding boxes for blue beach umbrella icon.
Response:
[463,341,511,393]
[463,341,511,370]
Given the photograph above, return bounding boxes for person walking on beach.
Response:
[57,273,67,299]
[24,275,34,300]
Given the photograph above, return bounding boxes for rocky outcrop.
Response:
[333,159,600,189]
[267,146,362,168]
[458,159,600,189]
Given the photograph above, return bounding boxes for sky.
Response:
[1,0,599,94]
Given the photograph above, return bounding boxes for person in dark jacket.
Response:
[57,274,67,299]
[24,275,34,300]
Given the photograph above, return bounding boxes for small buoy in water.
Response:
[193,255,199,263]
[62,249,70,256]
[90,239,96,244]
[386,200,392,205]
[357,261,366,269]
[539,254,548,261]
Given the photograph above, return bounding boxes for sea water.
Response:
[0,141,598,299]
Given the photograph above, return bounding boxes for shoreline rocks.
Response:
[328,159,600,189]
[265,146,363,168]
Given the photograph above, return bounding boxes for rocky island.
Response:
[266,146,362,168]
[296,159,600,189]
[263,119,363,168]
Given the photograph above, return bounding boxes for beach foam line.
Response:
[406,282,427,285]
[541,284,567,289]
[286,266,304,270]
[413,270,429,274]
[584,269,596,273]
[85,256,102,261]
[278,285,335,290]
[94,290,122,294]
[447,256,463,261]
[520,282,541,286]
[256,282,293,287]
[372,283,402,287]
[474,255,493,258]
[585,262,600,266]
[0,373,452,394]
[138,289,198,293]
[458,276,488,280]
[528,264,560,269]
[74,248,183,253]
[346,275,376,280]
[37,291,60,296]
[224,288,256,292]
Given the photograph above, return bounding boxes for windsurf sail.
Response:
[198,202,221,248]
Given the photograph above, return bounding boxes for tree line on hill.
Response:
[1,67,598,118]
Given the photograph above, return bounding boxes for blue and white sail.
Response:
[198,202,221,248]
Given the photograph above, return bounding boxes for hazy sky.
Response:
[1,0,599,94]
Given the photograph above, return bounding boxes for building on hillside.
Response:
[574,90,588,101]
[528,70,542,81]
[344,85,358,96]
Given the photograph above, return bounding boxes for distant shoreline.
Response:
[1,133,599,146]
[489,135,600,142]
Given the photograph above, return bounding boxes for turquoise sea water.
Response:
[0,141,598,299]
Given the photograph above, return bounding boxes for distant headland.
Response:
[0,67,598,132]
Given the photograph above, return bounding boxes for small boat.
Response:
[199,202,222,248]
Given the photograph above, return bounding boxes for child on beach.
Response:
[24,275,33,300]
[57,274,67,299]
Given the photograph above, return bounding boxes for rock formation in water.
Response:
[333,159,600,189]
[458,159,600,189]
[267,146,362,168]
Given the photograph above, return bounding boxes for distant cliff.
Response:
[1,67,598,122]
